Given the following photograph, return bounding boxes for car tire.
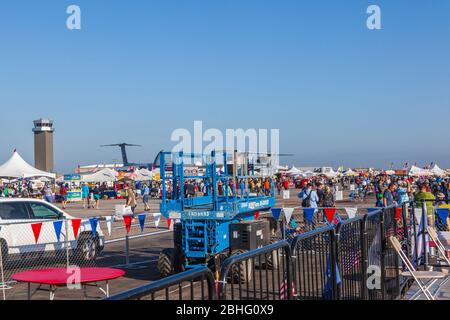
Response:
[75,233,98,263]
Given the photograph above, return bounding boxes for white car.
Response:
[0,198,105,265]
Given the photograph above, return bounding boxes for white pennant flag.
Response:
[153,213,162,228]
[105,215,113,236]
[283,208,295,224]
[345,208,358,219]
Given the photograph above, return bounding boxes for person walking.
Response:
[60,183,68,209]
[300,183,319,208]
[43,184,54,203]
[92,184,101,209]
[126,185,137,216]
[323,185,335,208]
[142,183,150,211]
[82,183,90,209]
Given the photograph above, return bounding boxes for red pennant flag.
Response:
[396,208,403,221]
[255,211,260,219]
[167,218,172,230]
[324,208,336,224]
[31,222,42,244]
[71,219,82,239]
[123,215,133,234]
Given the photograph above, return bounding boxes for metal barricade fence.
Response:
[218,241,293,300]
[290,226,337,300]
[106,266,216,300]
[0,205,427,300]
[382,206,401,300]
[335,215,366,300]
[104,205,418,301]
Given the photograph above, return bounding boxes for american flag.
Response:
[279,274,296,300]
[340,249,362,273]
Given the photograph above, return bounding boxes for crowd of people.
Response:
[289,174,450,214]
[3,172,450,226]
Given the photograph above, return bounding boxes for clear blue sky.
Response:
[1,0,449,173]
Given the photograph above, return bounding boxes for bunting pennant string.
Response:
[167,218,173,230]
[31,222,42,244]
[283,208,295,224]
[138,214,146,232]
[53,220,63,242]
[71,219,82,239]
[105,216,113,236]
[153,213,161,228]
[324,208,337,224]
[254,211,260,220]
[123,215,133,234]
[345,208,358,219]
[303,208,315,225]
[395,208,403,221]
[89,217,98,237]
[271,208,282,221]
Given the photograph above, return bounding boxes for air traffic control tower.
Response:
[33,119,54,172]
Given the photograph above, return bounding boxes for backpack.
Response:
[302,190,313,208]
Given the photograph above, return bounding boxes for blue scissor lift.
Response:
[157,150,276,278]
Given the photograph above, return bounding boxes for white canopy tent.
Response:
[408,165,431,177]
[430,164,447,177]
[301,171,315,178]
[0,151,56,179]
[324,169,338,179]
[82,168,118,183]
[286,166,303,176]
[134,168,154,181]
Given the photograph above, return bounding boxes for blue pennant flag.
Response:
[437,208,449,223]
[271,208,282,220]
[138,214,146,232]
[89,217,98,237]
[304,208,315,225]
[53,220,63,242]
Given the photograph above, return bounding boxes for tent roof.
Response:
[431,164,447,176]
[408,165,431,176]
[82,168,117,183]
[0,151,56,179]
[286,166,303,175]
[135,168,153,181]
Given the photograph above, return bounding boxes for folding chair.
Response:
[427,227,450,268]
[389,236,447,300]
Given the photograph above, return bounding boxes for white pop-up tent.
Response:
[408,165,431,177]
[82,168,118,183]
[286,166,303,176]
[135,168,154,181]
[0,151,56,179]
[430,164,447,177]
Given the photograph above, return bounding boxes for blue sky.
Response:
[0,0,449,172]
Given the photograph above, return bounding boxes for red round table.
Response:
[12,268,125,300]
